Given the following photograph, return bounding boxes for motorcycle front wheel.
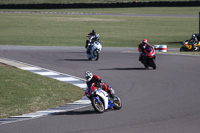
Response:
[180,46,186,52]
[149,59,156,69]
[91,97,105,113]
[87,54,92,60]
[142,60,149,69]
[94,50,99,61]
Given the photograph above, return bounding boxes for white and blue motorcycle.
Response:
[86,41,102,61]
[85,83,122,113]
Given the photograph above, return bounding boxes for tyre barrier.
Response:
[154,45,160,52]
[154,45,167,52]
[0,1,200,9]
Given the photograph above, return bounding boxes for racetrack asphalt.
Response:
[0,11,198,18]
[0,46,200,133]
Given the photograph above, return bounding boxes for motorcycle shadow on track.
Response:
[52,110,98,116]
[99,67,151,70]
[58,59,89,61]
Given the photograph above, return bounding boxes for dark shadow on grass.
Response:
[163,41,182,45]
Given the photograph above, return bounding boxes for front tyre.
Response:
[150,59,156,69]
[94,50,99,61]
[91,97,105,113]
[180,46,186,52]
[113,95,122,110]
[87,54,92,60]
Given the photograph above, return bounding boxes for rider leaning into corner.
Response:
[189,34,199,50]
[84,71,114,100]
[138,39,154,62]
[85,29,100,54]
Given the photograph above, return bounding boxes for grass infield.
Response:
[0,7,199,48]
[0,63,84,119]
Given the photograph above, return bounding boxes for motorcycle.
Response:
[87,41,102,61]
[140,45,156,69]
[180,40,200,52]
[85,83,122,113]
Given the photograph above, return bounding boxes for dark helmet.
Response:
[192,34,196,39]
[92,29,96,34]
[95,79,102,88]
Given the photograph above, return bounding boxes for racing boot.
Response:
[108,88,115,103]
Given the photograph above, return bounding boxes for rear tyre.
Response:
[113,95,122,110]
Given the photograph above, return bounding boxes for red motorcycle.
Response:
[140,45,156,69]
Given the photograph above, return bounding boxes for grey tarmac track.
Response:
[0,46,200,133]
[0,11,198,18]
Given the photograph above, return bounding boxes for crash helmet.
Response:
[92,29,96,34]
[142,39,148,45]
[84,71,93,82]
[95,79,103,88]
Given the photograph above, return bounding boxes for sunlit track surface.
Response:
[0,11,198,18]
[0,46,200,133]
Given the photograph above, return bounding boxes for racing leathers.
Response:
[85,32,100,53]
[138,42,154,61]
[190,34,199,50]
[85,75,114,99]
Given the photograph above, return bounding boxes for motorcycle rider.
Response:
[189,34,198,50]
[138,39,154,61]
[85,30,100,54]
[84,71,114,99]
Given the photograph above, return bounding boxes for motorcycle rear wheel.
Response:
[113,95,122,110]
[92,97,105,113]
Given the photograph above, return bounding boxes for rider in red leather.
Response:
[84,71,114,98]
[138,39,153,61]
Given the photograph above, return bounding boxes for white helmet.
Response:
[84,71,93,82]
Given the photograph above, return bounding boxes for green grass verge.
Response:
[0,0,198,4]
[0,63,84,119]
[0,7,199,48]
